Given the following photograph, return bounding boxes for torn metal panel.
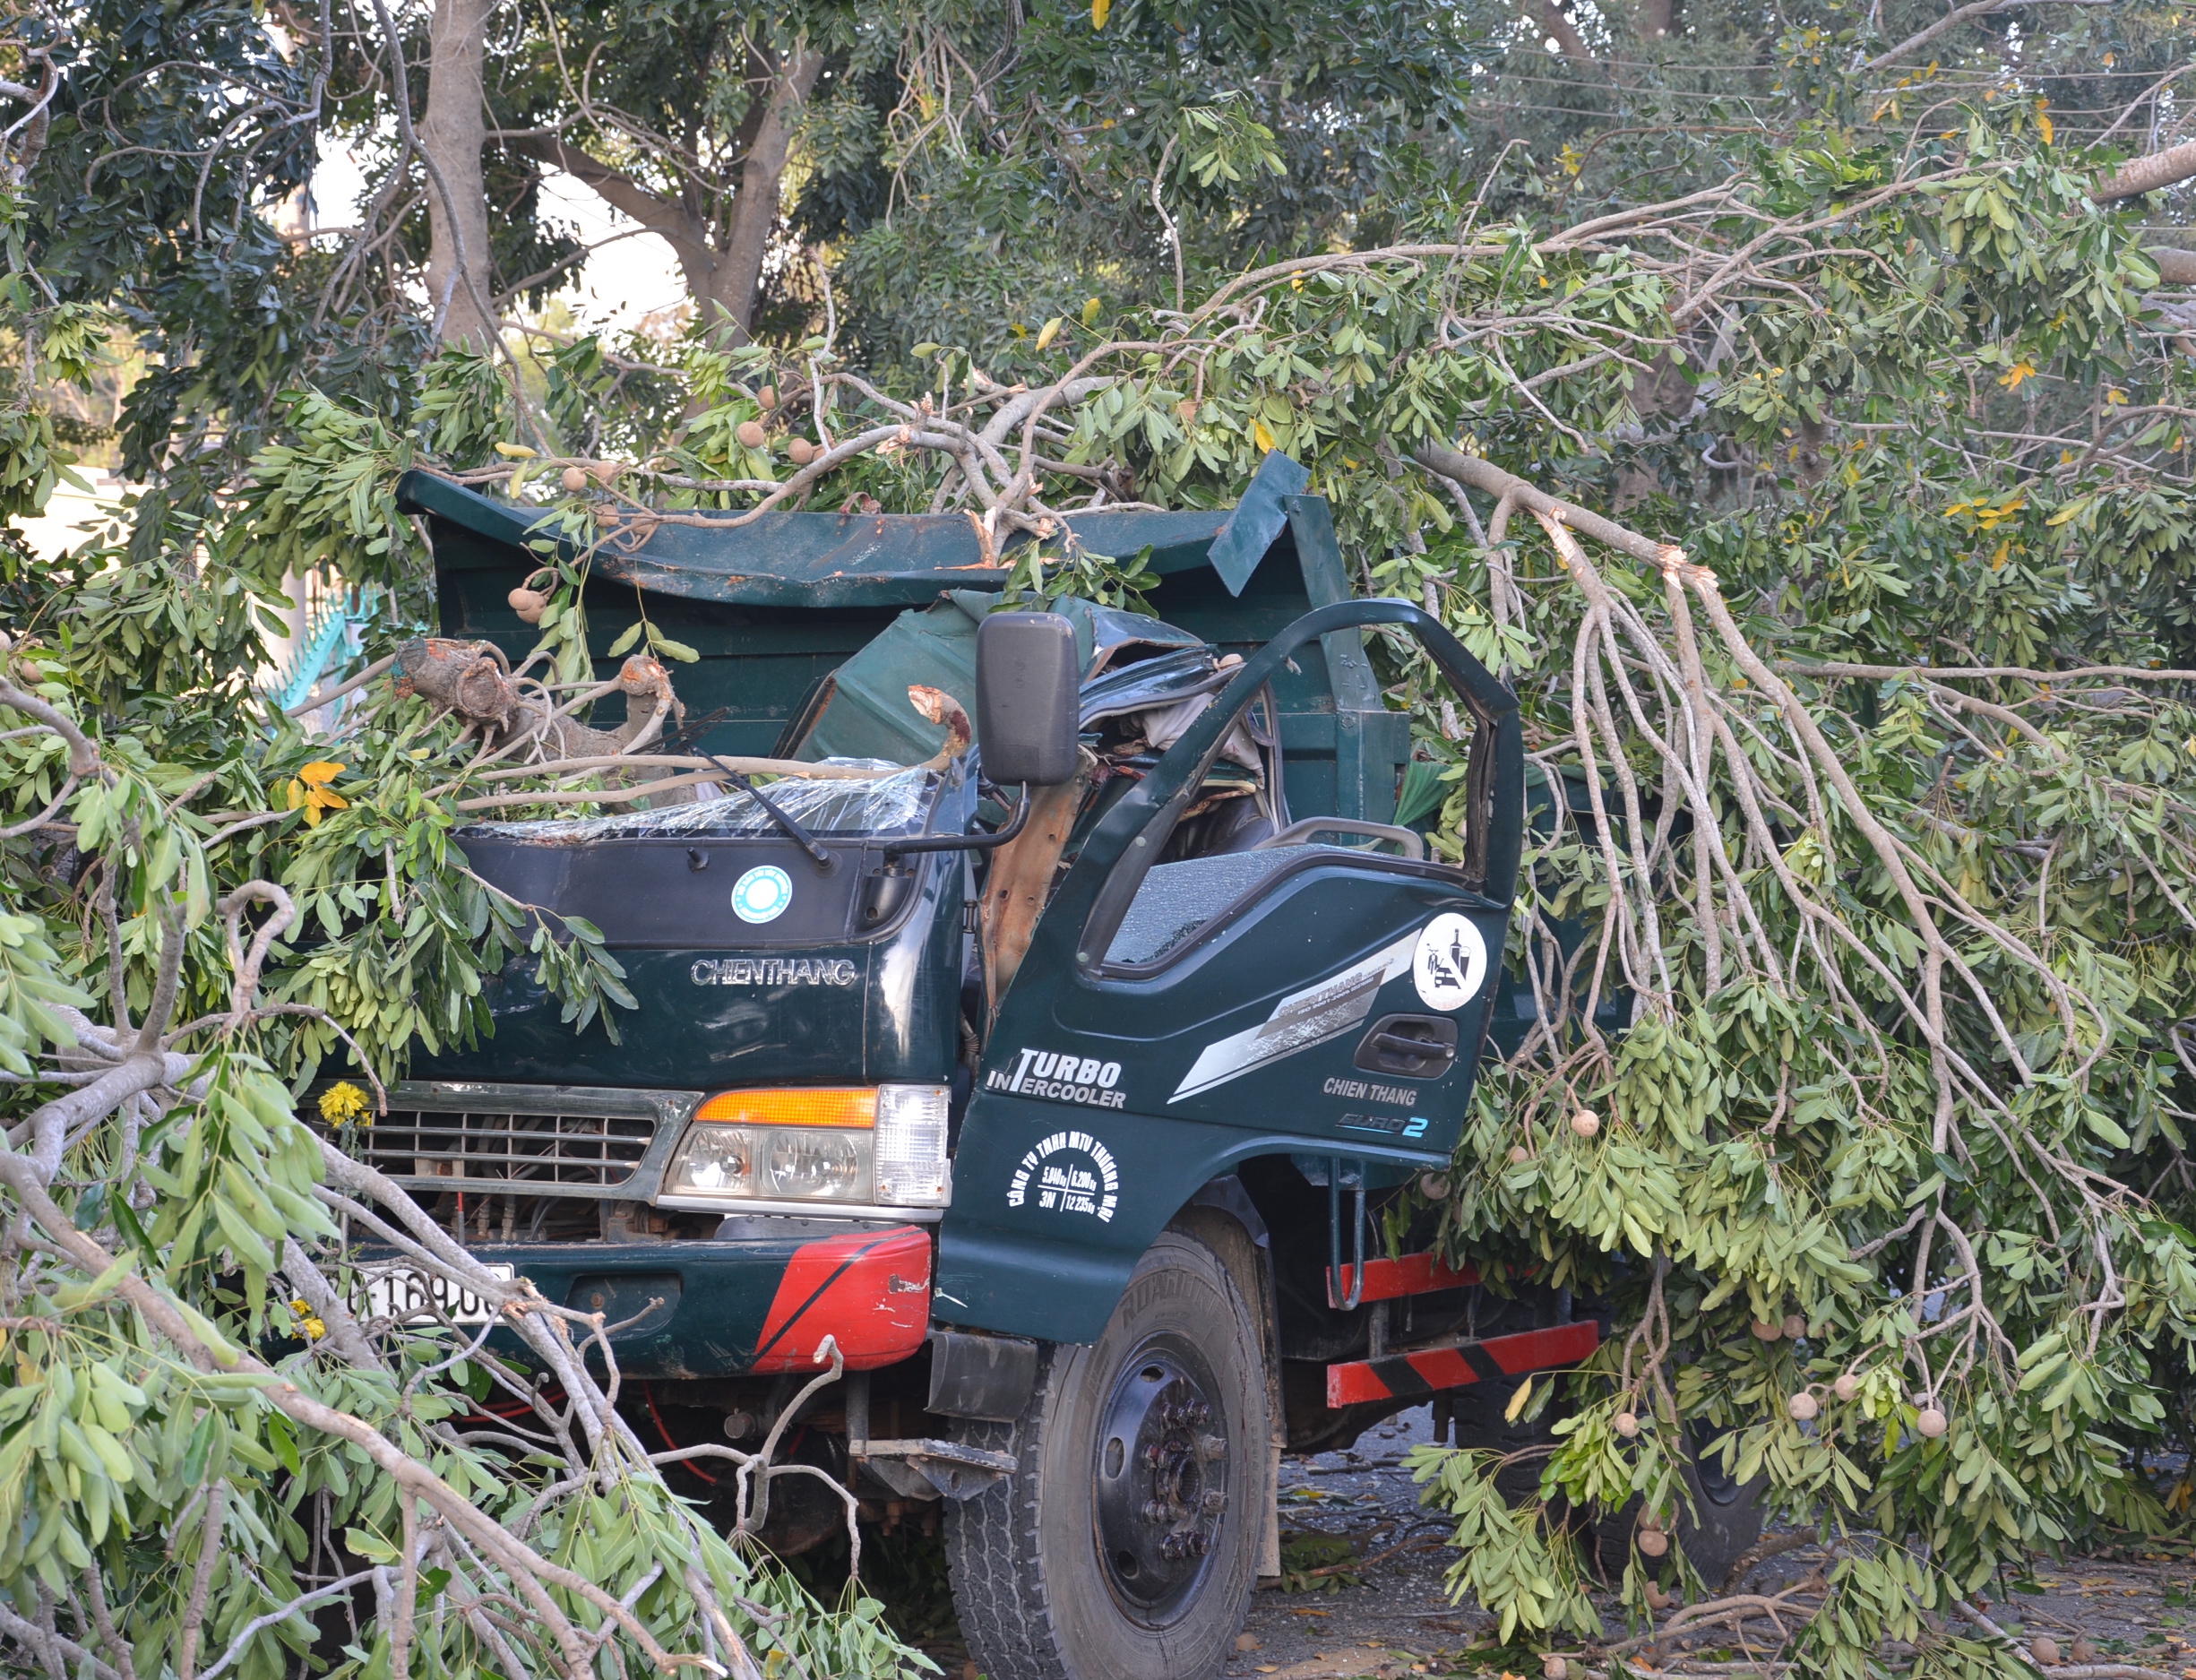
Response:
[1206,449,1311,597]
[462,762,937,842]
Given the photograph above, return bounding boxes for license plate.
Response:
[358,1262,517,1327]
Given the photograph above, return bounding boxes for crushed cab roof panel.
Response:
[395,467,1300,610]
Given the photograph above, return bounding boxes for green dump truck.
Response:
[335,456,1756,1680]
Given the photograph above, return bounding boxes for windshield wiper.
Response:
[698,752,835,872]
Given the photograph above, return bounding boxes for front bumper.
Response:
[373,1222,934,1379]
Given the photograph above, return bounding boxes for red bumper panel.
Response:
[1325,1320,1601,1408]
[751,1225,933,1373]
[1326,1252,1480,1307]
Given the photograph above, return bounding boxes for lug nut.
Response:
[1201,1489,1227,1514]
[1141,1500,1169,1523]
[1199,1434,1227,1460]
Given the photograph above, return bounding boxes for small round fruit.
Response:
[560,464,589,493]
[1833,1373,1860,1402]
[1614,1410,1640,1438]
[1751,1319,1782,1341]
[2031,1637,2062,1667]
[1916,1406,1949,1438]
[1544,1658,1568,1680]
[1788,1391,1819,1421]
[1636,1528,1669,1557]
[1782,1313,1806,1340]
[1418,1172,1452,1200]
[736,419,768,449]
[1571,1110,1600,1139]
[1639,1511,1664,1533]
[757,384,777,409]
[506,588,548,625]
[787,436,817,465]
[2070,1638,2097,1665]
[1508,1144,1531,1165]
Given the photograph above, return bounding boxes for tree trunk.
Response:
[1537,0,1594,62]
[419,0,496,349]
[702,48,823,340]
[502,46,822,341]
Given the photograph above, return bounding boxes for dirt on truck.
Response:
[322,454,1761,1680]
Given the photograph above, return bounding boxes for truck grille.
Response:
[355,1105,656,1190]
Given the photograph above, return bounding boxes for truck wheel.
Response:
[945,1228,1270,1680]
[1596,1424,1765,1587]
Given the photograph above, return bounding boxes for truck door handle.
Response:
[1354,1013,1459,1078]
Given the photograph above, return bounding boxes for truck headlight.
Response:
[662,1085,952,1210]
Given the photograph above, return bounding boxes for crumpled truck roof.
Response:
[393,451,1312,610]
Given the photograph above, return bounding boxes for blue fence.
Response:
[262,587,365,717]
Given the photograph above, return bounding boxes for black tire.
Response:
[945,1228,1272,1680]
[1595,1424,1766,1587]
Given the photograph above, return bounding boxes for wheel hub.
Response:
[1093,1339,1229,1619]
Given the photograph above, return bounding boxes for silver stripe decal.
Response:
[1168,932,1417,1102]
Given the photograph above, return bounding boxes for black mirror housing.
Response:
[976,612,1081,786]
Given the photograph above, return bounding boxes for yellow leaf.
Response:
[1081,297,1102,327]
[2039,112,2054,144]
[1035,317,1063,352]
[1253,418,1277,452]
[1091,0,1110,25]
[314,789,349,813]
[1997,360,2035,390]
[493,442,536,460]
[298,761,346,787]
[1990,539,2010,571]
[302,801,323,827]
[1504,1375,1533,1422]
[283,780,304,812]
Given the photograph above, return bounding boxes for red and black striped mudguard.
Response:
[1327,1252,1480,1307]
[1325,1320,1600,1408]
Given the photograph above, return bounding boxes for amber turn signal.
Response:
[695,1088,877,1128]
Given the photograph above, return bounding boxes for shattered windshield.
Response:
[461,762,939,841]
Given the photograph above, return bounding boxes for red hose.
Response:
[644,1383,720,1485]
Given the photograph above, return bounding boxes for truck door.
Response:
[936,601,1521,1344]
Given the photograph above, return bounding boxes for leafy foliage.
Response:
[9,0,2196,1673]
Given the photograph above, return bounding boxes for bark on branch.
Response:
[2098,137,2196,202]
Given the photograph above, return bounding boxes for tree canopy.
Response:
[6,0,2196,1676]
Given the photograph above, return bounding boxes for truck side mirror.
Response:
[976,612,1081,786]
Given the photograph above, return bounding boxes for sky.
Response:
[313,138,690,336]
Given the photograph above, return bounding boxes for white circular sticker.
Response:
[730,866,794,925]
[1414,914,1486,1012]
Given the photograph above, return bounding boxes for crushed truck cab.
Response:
[331,458,1675,1680]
